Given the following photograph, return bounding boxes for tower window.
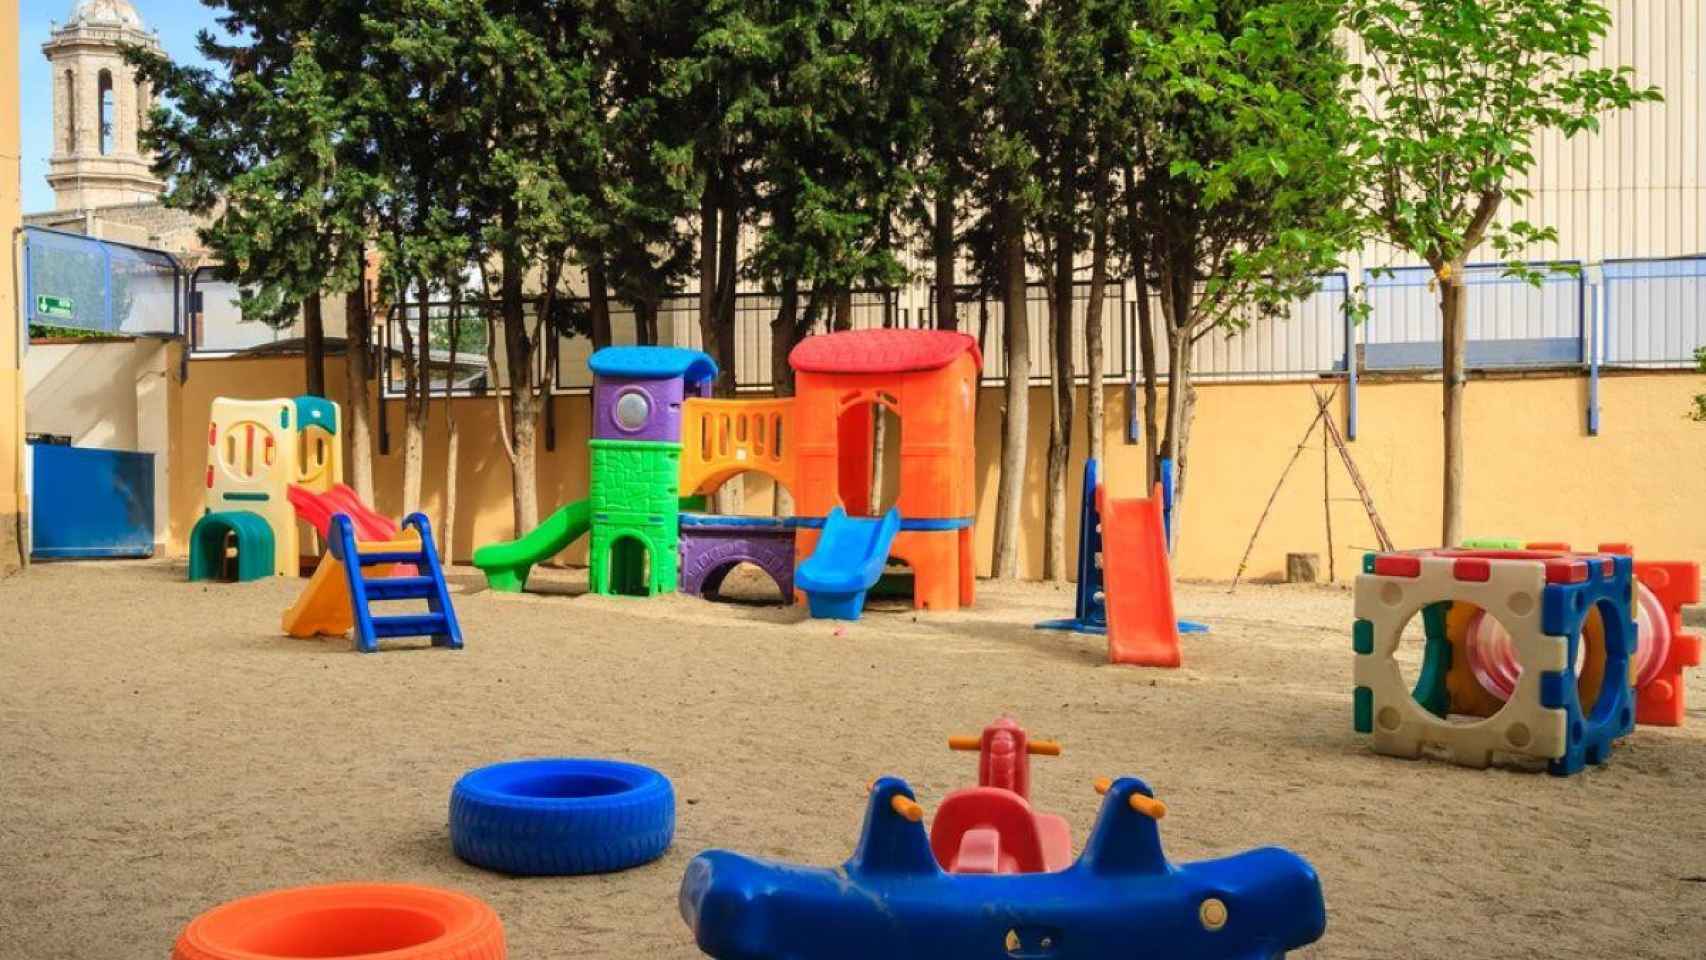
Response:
[136,80,148,138]
[98,70,114,156]
[64,70,76,152]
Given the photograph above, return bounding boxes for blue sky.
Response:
[20,0,227,213]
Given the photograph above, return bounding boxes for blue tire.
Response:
[449,758,675,876]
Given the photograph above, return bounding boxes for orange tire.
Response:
[173,883,505,960]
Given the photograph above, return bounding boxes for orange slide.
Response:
[1097,483,1182,667]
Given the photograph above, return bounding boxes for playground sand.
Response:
[2,560,1704,959]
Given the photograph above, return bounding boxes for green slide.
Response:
[472,499,593,593]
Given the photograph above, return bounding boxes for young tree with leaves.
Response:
[1346,0,1659,547]
[1031,0,1137,582]
[1126,0,1359,550]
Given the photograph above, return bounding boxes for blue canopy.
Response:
[588,346,718,386]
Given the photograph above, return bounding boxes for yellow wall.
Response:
[2,0,24,574]
[163,358,1706,584]
[966,373,1706,583]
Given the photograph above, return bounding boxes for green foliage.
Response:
[1346,0,1661,272]
[736,0,935,297]
[1691,346,1706,423]
[1128,0,1359,334]
[131,5,374,331]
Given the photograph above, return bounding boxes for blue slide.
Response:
[796,507,902,620]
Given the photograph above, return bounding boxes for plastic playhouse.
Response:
[190,395,343,581]
[681,767,1326,960]
[474,329,981,618]
[191,395,461,653]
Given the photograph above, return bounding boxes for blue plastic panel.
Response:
[30,444,154,559]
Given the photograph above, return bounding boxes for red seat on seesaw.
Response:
[929,787,1071,874]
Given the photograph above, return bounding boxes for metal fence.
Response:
[203,255,1706,409]
[931,280,1132,385]
[1184,273,1351,381]
[379,299,496,398]
[22,227,182,338]
[1360,262,1587,370]
[1601,257,1706,367]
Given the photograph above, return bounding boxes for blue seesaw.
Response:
[680,775,1326,960]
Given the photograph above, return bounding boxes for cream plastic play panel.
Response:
[293,402,342,494]
[1355,556,1569,767]
[207,398,300,576]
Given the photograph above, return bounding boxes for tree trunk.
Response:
[500,210,539,536]
[771,278,802,517]
[990,203,1029,579]
[401,288,429,517]
[1159,302,1197,555]
[588,252,613,349]
[303,293,326,397]
[832,289,853,332]
[934,204,957,333]
[698,185,718,372]
[1124,166,1160,488]
[932,28,959,331]
[1044,228,1074,583]
[1085,177,1109,467]
[707,186,740,512]
[1440,264,1466,547]
[771,276,800,398]
[712,194,739,395]
[343,283,375,503]
[442,291,463,561]
[636,299,659,346]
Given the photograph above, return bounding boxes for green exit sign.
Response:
[36,295,75,320]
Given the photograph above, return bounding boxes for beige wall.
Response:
[161,356,1706,585]
[2,0,25,574]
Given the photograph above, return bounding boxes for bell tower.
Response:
[42,0,166,211]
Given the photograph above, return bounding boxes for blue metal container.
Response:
[29,443,155,559]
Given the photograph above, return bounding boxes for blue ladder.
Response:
[329,512,464,654]
[1036,459,1109,634]
[1035,459,1208,636]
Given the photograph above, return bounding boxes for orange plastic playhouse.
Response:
[789,329,982,613]
[673,328,981,616]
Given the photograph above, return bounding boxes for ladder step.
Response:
[370,613,449,638]
[363,576,436,600]
[359,551,425,566]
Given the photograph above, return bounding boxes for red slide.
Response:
[288,484,399,544]
[1098,483,1182,667]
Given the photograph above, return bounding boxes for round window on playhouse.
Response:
[614,389,652,432]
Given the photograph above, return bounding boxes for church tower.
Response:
[43,0,166,211]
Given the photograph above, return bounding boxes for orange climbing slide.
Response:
[1098,483,1181,668]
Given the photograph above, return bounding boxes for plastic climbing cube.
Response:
[1353,548,1638,776]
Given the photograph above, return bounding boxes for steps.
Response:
[329,512,463,654]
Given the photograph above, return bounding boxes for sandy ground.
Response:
[2,560,1704,960]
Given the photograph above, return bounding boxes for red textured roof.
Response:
[789,329,983,375]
